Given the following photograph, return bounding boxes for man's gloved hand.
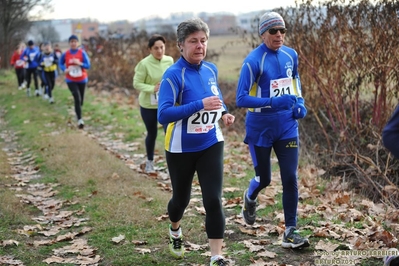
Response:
[293,97,307,119]
[271,94,297,109]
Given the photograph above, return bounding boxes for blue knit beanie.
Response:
[259,12,285,36]
[68,35,79,42]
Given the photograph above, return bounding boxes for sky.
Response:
[44,0,300,23]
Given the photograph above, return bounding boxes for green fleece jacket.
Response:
[133,54,174,109]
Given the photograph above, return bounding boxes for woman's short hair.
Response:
[148,34,166,49]
[176,18,210,45]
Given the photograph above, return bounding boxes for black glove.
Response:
[271,94,297,109]
[293,97,307,119]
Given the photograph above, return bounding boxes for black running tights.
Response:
[166,141,225,239]
[67,82,86,120]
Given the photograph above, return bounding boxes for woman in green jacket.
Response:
[133,34,174,173]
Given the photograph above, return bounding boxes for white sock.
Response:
[170,226,181,237]
[211,255,224,262]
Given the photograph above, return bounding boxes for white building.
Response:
[235,11,267,32]
[52,19,73,41]
[135,12,195,34]
[26,19,73,42]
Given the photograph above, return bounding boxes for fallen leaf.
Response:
[111,234,125,243]
[1,240,19,247]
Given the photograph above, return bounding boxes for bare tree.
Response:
[37,24,60,43]
[0,0,52,68]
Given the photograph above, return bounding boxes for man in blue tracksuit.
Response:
[382,104,399,159]
[236,11,309,249]
[21,40,40,97]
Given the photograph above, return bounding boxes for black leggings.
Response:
[44,71,56,98]
[166,141,225,239]
[15,68,25,86]
[25,68,38,90]
[140,107,158,161]
[67,82,86,120]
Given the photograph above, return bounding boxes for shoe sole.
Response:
[169,245,184,259]
[241,189,256,225]
[281,240,310,249]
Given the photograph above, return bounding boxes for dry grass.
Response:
[40,132,170,223]
[208,34,253,81]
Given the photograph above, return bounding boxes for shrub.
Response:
[278,0,399,205]
[86,30,181,92]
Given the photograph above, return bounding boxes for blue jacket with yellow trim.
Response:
[40,52,59,72]
[158,57,227,153]
[236,43,302,113]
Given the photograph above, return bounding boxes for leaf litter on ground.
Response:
[0,128,100,265]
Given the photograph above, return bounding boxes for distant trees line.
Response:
[0,0,52,68]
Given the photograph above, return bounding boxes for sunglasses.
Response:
[268,28,287,35]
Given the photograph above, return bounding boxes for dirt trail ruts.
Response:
[0,111,100,266]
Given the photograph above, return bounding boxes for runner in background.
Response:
[10,43,26,90]
[133,34,174,173]
[54,44,63,73]
[40,42,58,104]
[59,35,91,129]
[21,40,40,97]
[37,42,46,97]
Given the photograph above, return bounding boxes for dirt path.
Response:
[0,111,101,265]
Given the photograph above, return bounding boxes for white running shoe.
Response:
[78,119,84,129]
[169,225,184,259]
[49,97,54,104]
[35,89,40,97]
[145,160,155,173]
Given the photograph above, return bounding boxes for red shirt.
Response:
[10,51,25,69]
[64,49,87,82]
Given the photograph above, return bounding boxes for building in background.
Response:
[200,12,237,35]
[134,12,194,34]
[134,12,240,35]
[26,19,72,42]
[72,21,99,40]
[27,19,106,43]
[107,20,134,39]
[25,11,260,44]
[52,19,74,41]
[235,11,265,32]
